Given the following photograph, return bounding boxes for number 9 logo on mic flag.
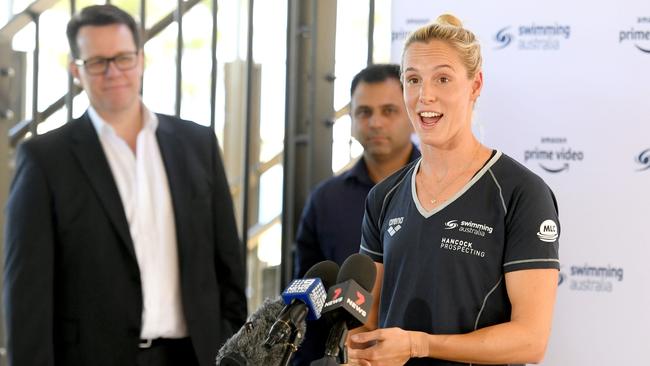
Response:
[281,278,327,320]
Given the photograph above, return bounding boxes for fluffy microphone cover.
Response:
[216,297,307,365]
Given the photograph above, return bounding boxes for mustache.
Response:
[366,134,388,139]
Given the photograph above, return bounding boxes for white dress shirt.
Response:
[88,105,188,339]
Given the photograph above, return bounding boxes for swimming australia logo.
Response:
[387,217,404,237]
[635,148,650,171]
[494,22,571,51]
[444,220,459,229]
[559,263,624,293]
[619,17,650,54]
[536,219,558,243]
[443,219,493,237]
[557,262,626,293]
[494,27,513,49]
[524,137,584,174]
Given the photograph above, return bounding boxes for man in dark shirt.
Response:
[292,64,419,365]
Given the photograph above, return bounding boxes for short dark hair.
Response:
[66,5,141,59]
[350,64,402,97]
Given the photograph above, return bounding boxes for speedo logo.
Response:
[444,219,493,236]
[387,217,404,236]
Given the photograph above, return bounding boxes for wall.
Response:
[391,1,650,364]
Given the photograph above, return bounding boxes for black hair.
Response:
[66,5,140,59]
[350,64,402,97]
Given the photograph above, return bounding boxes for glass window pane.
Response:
[142,22,177,116]
[333,0,369,111]
[257,223,282,267]
[143,0,177,30]
[332,115,352,172]
[373,0,393,63]
[253,0,287,163]
[111,0,139,16]
[179,2,213,126]
[13,4,73,129]
[258,164,283,224]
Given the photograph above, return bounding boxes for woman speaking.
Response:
[348,14,560,366]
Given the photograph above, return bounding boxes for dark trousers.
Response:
[136,338,200,366]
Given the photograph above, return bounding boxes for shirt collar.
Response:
[88,103,158,137]
[343,143,420,185]
[342,157,373,186]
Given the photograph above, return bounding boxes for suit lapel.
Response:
[70,114,136,259]
[156,114,192,265]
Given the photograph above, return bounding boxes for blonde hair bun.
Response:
[436,14,463,28]
[401,13,481,78]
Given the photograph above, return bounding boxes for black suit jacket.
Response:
[3,113,247,366]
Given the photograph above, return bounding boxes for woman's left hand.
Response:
[347,327,418,366]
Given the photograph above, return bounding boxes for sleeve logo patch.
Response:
[387,217,404,237]
[537,219,559,242]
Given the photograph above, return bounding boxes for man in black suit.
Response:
[2,5,247,366]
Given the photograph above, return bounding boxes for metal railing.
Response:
[7,0,204,146]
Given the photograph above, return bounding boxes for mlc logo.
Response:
[536,219,558,243]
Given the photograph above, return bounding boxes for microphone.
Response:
[311,254,377,366]
[216,260,339,366]
[264,260,338,347]
[217,297,287,366]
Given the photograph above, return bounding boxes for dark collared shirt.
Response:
[292,145,420,365]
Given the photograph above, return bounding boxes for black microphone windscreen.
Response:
[337,254,376,292]
[216,297,306,365]
[303,260,339,289]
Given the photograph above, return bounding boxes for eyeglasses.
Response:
[74,52,139,75]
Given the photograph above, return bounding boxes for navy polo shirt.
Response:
[294,145,420,278]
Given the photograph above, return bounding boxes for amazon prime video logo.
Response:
[524,137,584,174]
[636,148,650,171]
[619,17,650,54]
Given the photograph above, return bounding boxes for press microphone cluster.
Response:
[311,253,377,366]
[216,260,339,366]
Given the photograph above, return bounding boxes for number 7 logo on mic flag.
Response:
[355,291,365,305]
[322,280,373,328]
[333,288,342,300]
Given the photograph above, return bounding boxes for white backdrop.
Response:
[391,1,650,364]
